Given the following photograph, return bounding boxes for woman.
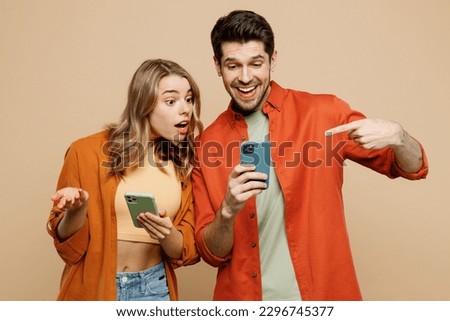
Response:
[47,59,203,300]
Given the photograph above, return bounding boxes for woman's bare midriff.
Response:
[117,240,163,272]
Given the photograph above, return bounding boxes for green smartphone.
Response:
[124,192,159,228]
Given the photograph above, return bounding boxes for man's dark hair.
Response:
[211,10,275,64]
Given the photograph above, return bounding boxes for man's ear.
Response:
[213,56,222,77]
[270,50,278,72]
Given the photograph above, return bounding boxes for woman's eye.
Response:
[186,97,193,104]
[166,99,175,105]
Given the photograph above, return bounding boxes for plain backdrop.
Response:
[1,0,449,301]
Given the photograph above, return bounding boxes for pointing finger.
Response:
[325,120,363,136]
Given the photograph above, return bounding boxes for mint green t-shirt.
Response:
[245,109,302,301]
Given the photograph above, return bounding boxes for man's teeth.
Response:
[238,86,256,93]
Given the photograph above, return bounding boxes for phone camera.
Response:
[126,196,137,203]
[243,143,255,154]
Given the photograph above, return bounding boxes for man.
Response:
[192,10,428,301]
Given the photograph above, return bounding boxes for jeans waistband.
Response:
[116,261,165,280]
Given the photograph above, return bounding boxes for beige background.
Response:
[1,0,449,301]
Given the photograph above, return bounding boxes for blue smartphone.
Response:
[240,141,271,188]
[124,192,159,228]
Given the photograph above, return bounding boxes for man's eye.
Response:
[227,65,237,70]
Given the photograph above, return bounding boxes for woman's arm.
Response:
[51,187,89,241]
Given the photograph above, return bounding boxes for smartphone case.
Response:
[124,192,159,228]
[240,141,271,188]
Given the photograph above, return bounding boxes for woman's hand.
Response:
[51,187,89,212]
[138,209,176,240]
[51,187,89,241]
[138,210,183,259]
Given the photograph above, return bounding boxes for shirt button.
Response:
[241,135,246,141]
[250,213,255,219]
[235,115,241,120]
[251,272,257,278]
[251,242,257,248]
[121,276,128,283]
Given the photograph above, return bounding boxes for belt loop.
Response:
[139,271,146,294]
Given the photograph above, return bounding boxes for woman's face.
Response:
[149,75,194,143]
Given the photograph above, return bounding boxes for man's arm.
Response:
[389,127,423,173]
[203,205,237,258]
[203,165,268,257]
[326,118,423,173]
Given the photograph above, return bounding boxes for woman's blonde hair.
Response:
[105,59,203,182]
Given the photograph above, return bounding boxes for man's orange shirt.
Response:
[192,81,428,300]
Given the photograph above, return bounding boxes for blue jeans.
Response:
[116,261,169,301]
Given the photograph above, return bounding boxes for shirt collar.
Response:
[264,80,285,113]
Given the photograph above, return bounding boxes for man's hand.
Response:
[221,164,268,219]
[326,118,423,173]
[326,118,405,150]
[202,164,267,258]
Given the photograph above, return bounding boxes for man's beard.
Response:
[231,101,261,116]
[230,82,270,116]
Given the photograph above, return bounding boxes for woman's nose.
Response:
[179,101,191,115]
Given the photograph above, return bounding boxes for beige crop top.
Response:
[114,155,181,244]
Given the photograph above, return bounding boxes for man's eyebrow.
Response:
[250,54,265,60]
[223,57,237,63]
[223,55,265,63]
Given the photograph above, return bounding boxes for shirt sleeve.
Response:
[191,161,232,268]
[330,97,429,180]
[387,143,428,179]
[164,180,201,268]
[46,143,90,265]
[344,140,428,179]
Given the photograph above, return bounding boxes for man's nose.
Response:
[238,66,252,83]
